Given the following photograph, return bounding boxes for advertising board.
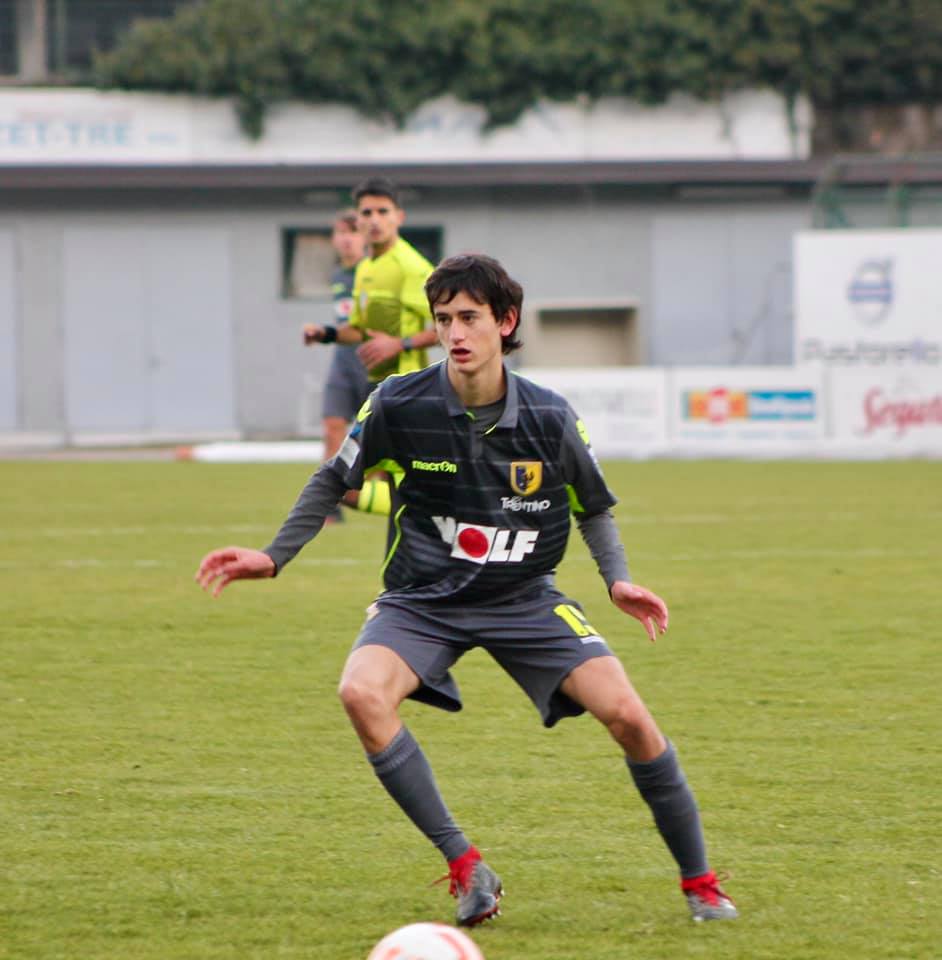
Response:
[794,230,942,368]
[519,368,668,458]
[669,367,825,452]
[829,367,942,454]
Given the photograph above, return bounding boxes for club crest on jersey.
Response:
[510,461,542,496]
[335,295,354,320]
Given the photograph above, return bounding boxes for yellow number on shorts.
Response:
[553,603,599,638]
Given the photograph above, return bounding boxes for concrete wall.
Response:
[0,197,338,441]
[0,229,17,430]
[651,203,808,366]
[0,185,812,443]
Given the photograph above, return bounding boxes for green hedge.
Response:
[92,0,942,139]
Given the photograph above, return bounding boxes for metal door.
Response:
[63,226,235,436]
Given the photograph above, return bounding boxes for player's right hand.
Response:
[195,547,276,597]
[302,323,324,345]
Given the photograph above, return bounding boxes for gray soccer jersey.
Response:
[265,361,627,602]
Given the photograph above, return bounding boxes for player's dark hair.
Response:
[352,176,401,207]
[425,254,523,354]
[333,208,358,230]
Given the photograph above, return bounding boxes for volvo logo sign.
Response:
[847,259,893,326]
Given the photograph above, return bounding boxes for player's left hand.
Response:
[610,581,669,642]
[358,329,403,370]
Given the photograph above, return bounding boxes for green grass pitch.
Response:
[2,459,940,960]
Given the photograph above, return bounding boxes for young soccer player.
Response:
[301,209,368,523]
[196,254,738,927]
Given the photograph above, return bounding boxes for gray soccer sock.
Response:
[368,726,471,863]
[627,740,709,879]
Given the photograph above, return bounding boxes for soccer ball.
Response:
[366,921,484,960]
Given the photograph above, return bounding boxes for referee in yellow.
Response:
[305,177,437,515]
[306,176,438,379]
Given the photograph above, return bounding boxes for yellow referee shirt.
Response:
[349,237,435,382]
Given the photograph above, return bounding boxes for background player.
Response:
[302,209,368,523]
[196,253,738,928]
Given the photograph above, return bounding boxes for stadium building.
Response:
[2,4,940,449]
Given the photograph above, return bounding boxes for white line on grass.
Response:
[295,557,363,566]
[2,547,936,570]
[617,512,899,526]
[0,557,365,569]
[619,514,729,525]
[18,524,278,539]
[650,546,942,561]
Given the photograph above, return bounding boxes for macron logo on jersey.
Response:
[432,516,539,565]
[412,459,458,473]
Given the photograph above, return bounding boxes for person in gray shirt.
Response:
[198,253,738,928]
[302,209,369,522]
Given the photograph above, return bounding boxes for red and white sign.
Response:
[668,366,825,450]
[432,516,540,564]
[830,368,942,452]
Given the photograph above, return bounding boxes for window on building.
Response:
[524,303,641,367]
[0,3,16,76]
[400,227,443,268]
[282,228,335,300]
[281,226,444,301]
[47,0,195,75]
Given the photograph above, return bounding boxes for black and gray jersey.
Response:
[331,361,616,602]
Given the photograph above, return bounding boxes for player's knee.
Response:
[337,675,389,722]
[604,700,665,758]
[605,694,652,737]
[607,702,636,732]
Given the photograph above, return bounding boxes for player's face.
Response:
[434,290,517,378]
[331,220,365,266]
[356,194,404,255]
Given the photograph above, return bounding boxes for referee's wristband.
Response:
[401,336,414,353]
[320,326,338,344]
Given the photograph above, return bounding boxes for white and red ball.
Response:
[366,922,484,960]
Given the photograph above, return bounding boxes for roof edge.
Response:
[4,158,942,191]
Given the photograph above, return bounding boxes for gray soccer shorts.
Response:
[323,373,373,422]
[352,588,616,728]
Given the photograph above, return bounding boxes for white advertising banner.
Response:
[829,367,942,454]
[0,90,191,162]
[794,230,942,368]
[519,368,668,458]
[0,88,808,165]
[669,367,825,451]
